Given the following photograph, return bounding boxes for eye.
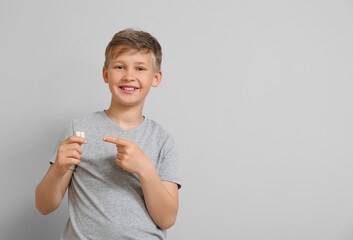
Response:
[137,67,146,71]
[115,65,124,69]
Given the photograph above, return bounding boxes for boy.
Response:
[35,29,181,239]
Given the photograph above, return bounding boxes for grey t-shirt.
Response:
[49,111,181,240]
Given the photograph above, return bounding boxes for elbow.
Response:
[35,201,47,215]
[35,187,57,215]
[35,201,58,215]
[37,207,51,216]
[157,203,179,230]
[35,198,59,215]
[35,200,54,215]
[158,216,177,230]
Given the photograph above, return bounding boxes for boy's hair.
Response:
[104,28,162,72]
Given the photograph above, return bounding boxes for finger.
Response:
[64,150,81,160]
[103,136,130,147]
[116,147,126,154]
[115,157,124,168]
[116,152,125,160]
[64,136,87,145]
[62,143,83,154]
[65,158,81,166]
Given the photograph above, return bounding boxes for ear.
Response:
[103,66,109,84]
[152,70,162,87]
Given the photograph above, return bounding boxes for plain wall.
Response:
[1,0,353,239]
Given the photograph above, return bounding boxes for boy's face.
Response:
[103,49,162,108]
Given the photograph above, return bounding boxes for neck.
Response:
[105,99,145,130]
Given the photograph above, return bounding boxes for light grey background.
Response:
[1,0,353,239]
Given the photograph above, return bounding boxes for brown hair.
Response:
[104,28,162,72]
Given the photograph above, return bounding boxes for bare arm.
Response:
[138,167,179,230]
[35,136,86,215]
[103,136,179,229]
[35,165,73,215]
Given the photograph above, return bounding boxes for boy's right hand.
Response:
[53,136,87,176]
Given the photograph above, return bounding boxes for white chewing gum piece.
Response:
[74,131,81,137]
[80,132,85,138]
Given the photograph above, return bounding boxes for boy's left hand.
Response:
[103,136,153,175]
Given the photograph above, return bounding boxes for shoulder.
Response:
[64,111,107,136]
[145,117,173,137]
[53,111,103,145]
[72,111,105,126]
[145,118,176,148]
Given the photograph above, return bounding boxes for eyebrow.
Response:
[112,60,148,65]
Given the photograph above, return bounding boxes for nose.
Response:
[123,67,136,82]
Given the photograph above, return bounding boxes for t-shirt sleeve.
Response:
[49,120,76,170]
[158,133,181,189]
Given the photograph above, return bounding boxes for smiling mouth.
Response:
[119,85,139,90]
[120,87,138,90]
[119,86,139,94]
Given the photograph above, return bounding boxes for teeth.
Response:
[123,87,135,90]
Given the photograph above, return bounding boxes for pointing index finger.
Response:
[103,136,130,146]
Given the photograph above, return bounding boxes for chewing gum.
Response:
[74,131,85,138]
